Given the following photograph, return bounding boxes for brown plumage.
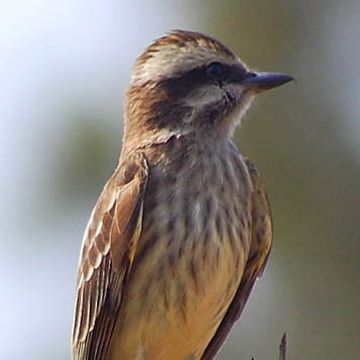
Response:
[72,30,293,359]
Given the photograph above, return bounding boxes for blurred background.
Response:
[1,0,359,359]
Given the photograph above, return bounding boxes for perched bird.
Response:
[72,30,293,360]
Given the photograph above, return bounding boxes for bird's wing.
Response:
[72,152,149,360]
[201,158,273,360]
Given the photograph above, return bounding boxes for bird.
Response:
[71,30,293,360]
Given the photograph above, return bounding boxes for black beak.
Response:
[241,72,294,92]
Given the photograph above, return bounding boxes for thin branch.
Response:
[250,332,287,360]
[279,333,287,360]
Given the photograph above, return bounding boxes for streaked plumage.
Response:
[72,30,292,359]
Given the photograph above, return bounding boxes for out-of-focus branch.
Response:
[250,333,287,360]
[279,333,287,360]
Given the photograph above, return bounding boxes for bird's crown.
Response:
[131,30,238,85]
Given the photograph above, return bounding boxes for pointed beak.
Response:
[241,71,294,93]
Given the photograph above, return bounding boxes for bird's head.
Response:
[124,30,293,147]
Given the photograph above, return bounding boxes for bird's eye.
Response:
[205,62,225,79]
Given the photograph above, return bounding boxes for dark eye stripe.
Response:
[160,63,248,98]
[227,64,248,83]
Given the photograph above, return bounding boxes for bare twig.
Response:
[250,332,287,360]
[279,333,287,360]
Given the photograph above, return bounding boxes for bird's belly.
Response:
[108,232,248,360]
[108,154,252,359]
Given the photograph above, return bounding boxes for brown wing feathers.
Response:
[72,152,149,360]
